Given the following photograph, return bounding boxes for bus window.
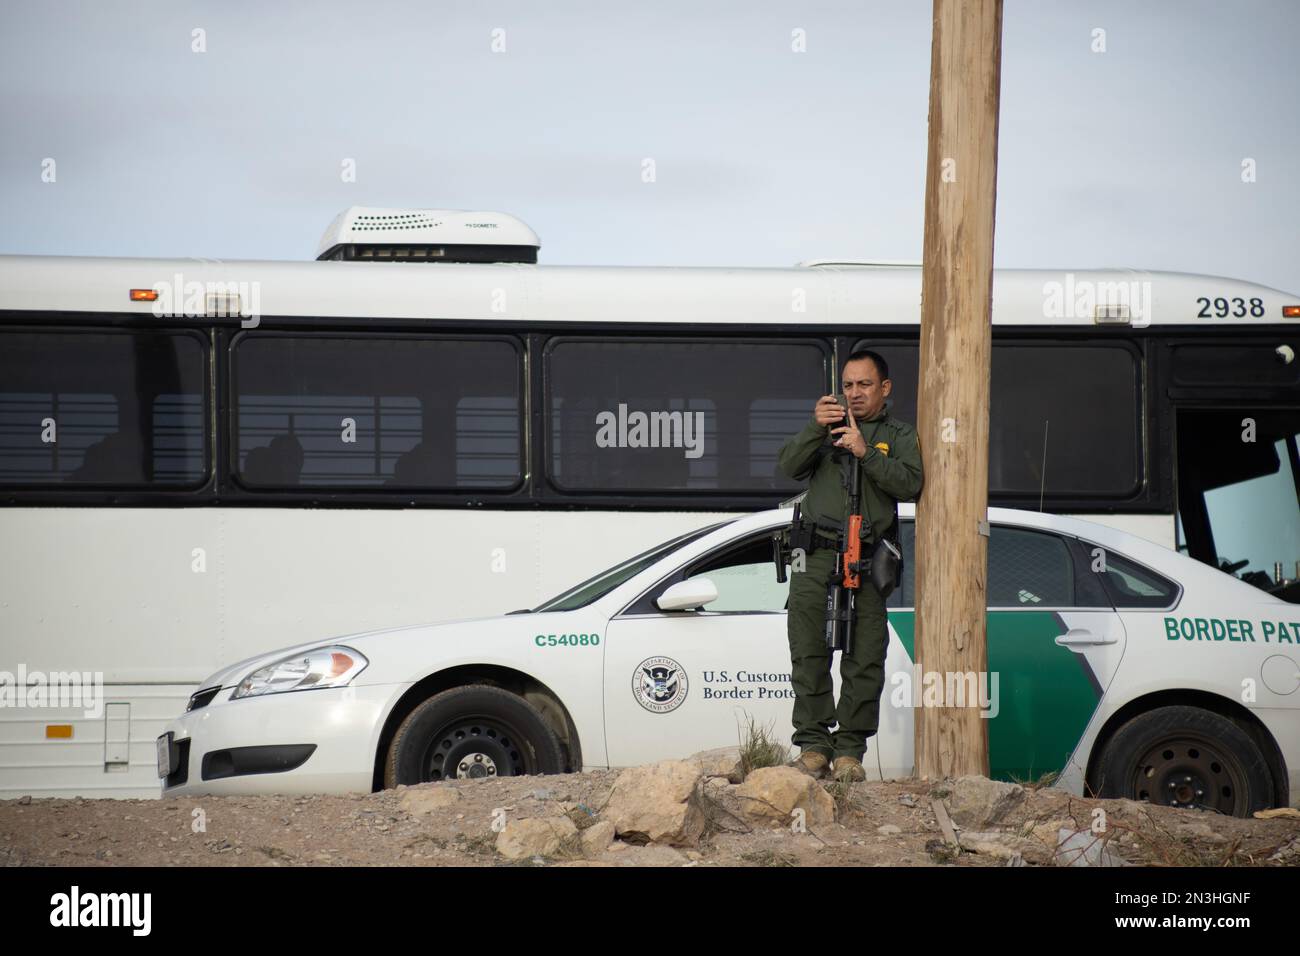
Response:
[0,329,207,487]
[232,335,522,490]
[992,346,1140,497]
[855,341,1141,499]
[1171,344,1300,389]
[545,339,825,494]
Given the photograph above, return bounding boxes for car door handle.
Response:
[1055,628,1117,648]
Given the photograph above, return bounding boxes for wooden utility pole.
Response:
[914,0,1002,779]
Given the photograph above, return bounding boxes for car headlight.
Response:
[232,646,368,700]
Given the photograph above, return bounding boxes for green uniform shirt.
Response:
[776,407,924,542]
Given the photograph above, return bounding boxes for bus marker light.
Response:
[46,725,73,739]
[1283,305,1300,318]
[129,289,159,302]
[1094,304,1130,324]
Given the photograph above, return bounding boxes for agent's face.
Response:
[842,358,891,421]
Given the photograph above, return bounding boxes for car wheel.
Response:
[1091,705,1274,816]
[384,685,565,788]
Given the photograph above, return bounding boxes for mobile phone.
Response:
[834,394,848,418]
[830,394,848,445]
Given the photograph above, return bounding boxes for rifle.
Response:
[825,444,867,655]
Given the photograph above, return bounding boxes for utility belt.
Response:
[788,502,868,554]
[785,503,903,599]
[788,517,845,556]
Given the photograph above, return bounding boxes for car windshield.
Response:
[530,520,733,613]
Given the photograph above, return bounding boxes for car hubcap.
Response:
[457,752,498,779]
[423,717,527,782]
[1130,734,1248,814]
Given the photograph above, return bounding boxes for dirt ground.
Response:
[3,768,1299,867]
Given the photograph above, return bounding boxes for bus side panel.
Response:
[0,507,727,797]
[0,684,190,799]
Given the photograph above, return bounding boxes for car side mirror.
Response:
[656,578,719,611]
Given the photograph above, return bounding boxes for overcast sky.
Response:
[2,0,1296,293]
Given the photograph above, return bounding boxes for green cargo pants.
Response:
[787,544,890,762]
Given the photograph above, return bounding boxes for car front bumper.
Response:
[158,683,401,797]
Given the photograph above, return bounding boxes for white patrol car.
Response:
[157,506,1300,816]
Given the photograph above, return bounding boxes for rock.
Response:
[531,789,553,801]
[1030,819,1073,848]
[1254,807,1300,820]
[611,844,686,866]
[958,830,1053,866]
[925,837,967,868]
[687,747,743,778]
[1268,836,1300,863]
[399,787,462,817]
[580,821,615,856]
[606,840,628,853]
[564,803,600,830]
[945,776,1026,828]
[898,794,917,808]
[554,860,615,867]
[17,796,32,806]
[1175,821,1228,844]
[877,824,902,835]
[734,766,836,827]
[603,760,707,847]
[496,817,579,861]
[1054,828,1129,867]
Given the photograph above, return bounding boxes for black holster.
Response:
[788,503,820,558]
[869,534,902,600]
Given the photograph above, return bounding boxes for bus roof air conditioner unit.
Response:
[316,207,540,264]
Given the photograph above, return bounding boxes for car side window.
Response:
[678,534,790,613]
[1093,549,1180,608]
[988,527,1075,607]
[890,522,1113,609]
[888,519,916,608]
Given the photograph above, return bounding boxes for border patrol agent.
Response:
[777,349,924,781]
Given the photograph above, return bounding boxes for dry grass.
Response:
[736,714,789,777]
[1009,770,1061,791]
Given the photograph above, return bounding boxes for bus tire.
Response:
[1091,705,1273,817]
[383,685,564,788]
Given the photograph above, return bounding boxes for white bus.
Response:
[1,206,1297,798]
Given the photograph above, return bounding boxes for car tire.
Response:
[1091,705,1274,816]
[384,685,565,788]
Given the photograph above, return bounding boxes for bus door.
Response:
[1168,339,1300,604]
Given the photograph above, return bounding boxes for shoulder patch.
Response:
[874,441,890,455]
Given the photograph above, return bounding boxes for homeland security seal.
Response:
[633,656,688,714]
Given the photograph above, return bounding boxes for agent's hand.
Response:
[813,395,847,427]
[830,410,867,458]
